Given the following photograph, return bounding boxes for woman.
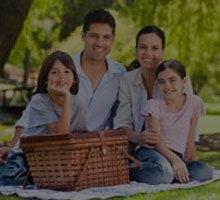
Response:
[114,26,194,184]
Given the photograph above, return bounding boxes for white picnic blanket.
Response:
[0,169,220,200]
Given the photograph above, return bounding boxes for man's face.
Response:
[82,23,114,61]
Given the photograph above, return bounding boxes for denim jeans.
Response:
[0,152,32,186]
[130,147,213,185]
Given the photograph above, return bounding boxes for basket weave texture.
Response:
[20,130,129,191]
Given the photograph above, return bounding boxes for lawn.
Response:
[199,115,220,135]
[0,114,219,200]
[0,146,219,200]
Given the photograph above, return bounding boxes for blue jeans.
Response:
[130,147,213,185]
[0,152,32,186]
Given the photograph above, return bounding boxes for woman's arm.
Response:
[114,77,133,130]
[147,115,190,183]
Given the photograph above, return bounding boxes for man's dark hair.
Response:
[83,9,116,34]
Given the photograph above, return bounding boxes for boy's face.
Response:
[82,23,114,62]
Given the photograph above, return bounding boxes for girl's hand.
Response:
[138,130,162,147]
[184,143,197,161]
[172,157,189,183]
[47,80,71,97]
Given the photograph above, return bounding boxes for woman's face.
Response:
[136,33,163,70]
[48,60,74,91]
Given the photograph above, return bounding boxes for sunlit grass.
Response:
[0,113,219,200]
[199,115,220,135]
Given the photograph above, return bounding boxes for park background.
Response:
[0,0,219,199]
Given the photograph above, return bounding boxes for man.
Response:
[0,9,126,164]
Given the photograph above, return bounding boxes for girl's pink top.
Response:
[142,94,205,154]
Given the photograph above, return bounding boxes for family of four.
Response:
[0,9,213,186]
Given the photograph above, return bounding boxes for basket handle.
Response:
[123,150,141,169]
[74,147,94,187]
[115,147,141,169]
[98,131,108,155]
[22,169,31,189]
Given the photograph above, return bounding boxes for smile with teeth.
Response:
[143,58,152,62]
[94,48,105,53]
[56,81,68,86]
[164,90,175,95]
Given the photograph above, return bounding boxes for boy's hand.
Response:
[47,80,71,96]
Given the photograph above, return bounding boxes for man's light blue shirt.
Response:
[73,53,126,131]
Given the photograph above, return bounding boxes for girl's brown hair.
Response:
[35,50,79,95]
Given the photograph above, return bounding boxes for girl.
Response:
[141,59,213,183]
[22,50,79,136]
[0,50,81,185]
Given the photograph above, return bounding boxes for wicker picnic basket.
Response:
[20,129,130,191]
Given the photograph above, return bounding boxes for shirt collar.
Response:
[133,68,144,86]
[74,52,118,77]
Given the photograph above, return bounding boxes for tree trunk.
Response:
[0,0,33,78]
[23,47,31,85]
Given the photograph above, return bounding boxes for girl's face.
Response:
[136,33,163,70]
[48,60,74,91]
[157,68,185,101]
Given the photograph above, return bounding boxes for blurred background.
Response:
[0,2,219,199]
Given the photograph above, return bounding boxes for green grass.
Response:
[198,150,220,169]
[199,115,220,135]
[0,113,219,200]
[108,181,220,200]
[206,103,220,115]
[1,180,220,200]
[0,149,219,200]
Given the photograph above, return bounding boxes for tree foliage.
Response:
[8,0,63,68]
[59,0,113,40]
[8,0,114,69]
[115,0,220,95]
[3,0,220,100]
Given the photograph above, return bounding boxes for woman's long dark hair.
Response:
[128,25,165,70]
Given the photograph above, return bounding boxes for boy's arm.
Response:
[0,126,24,164]
[48,91,71,134]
